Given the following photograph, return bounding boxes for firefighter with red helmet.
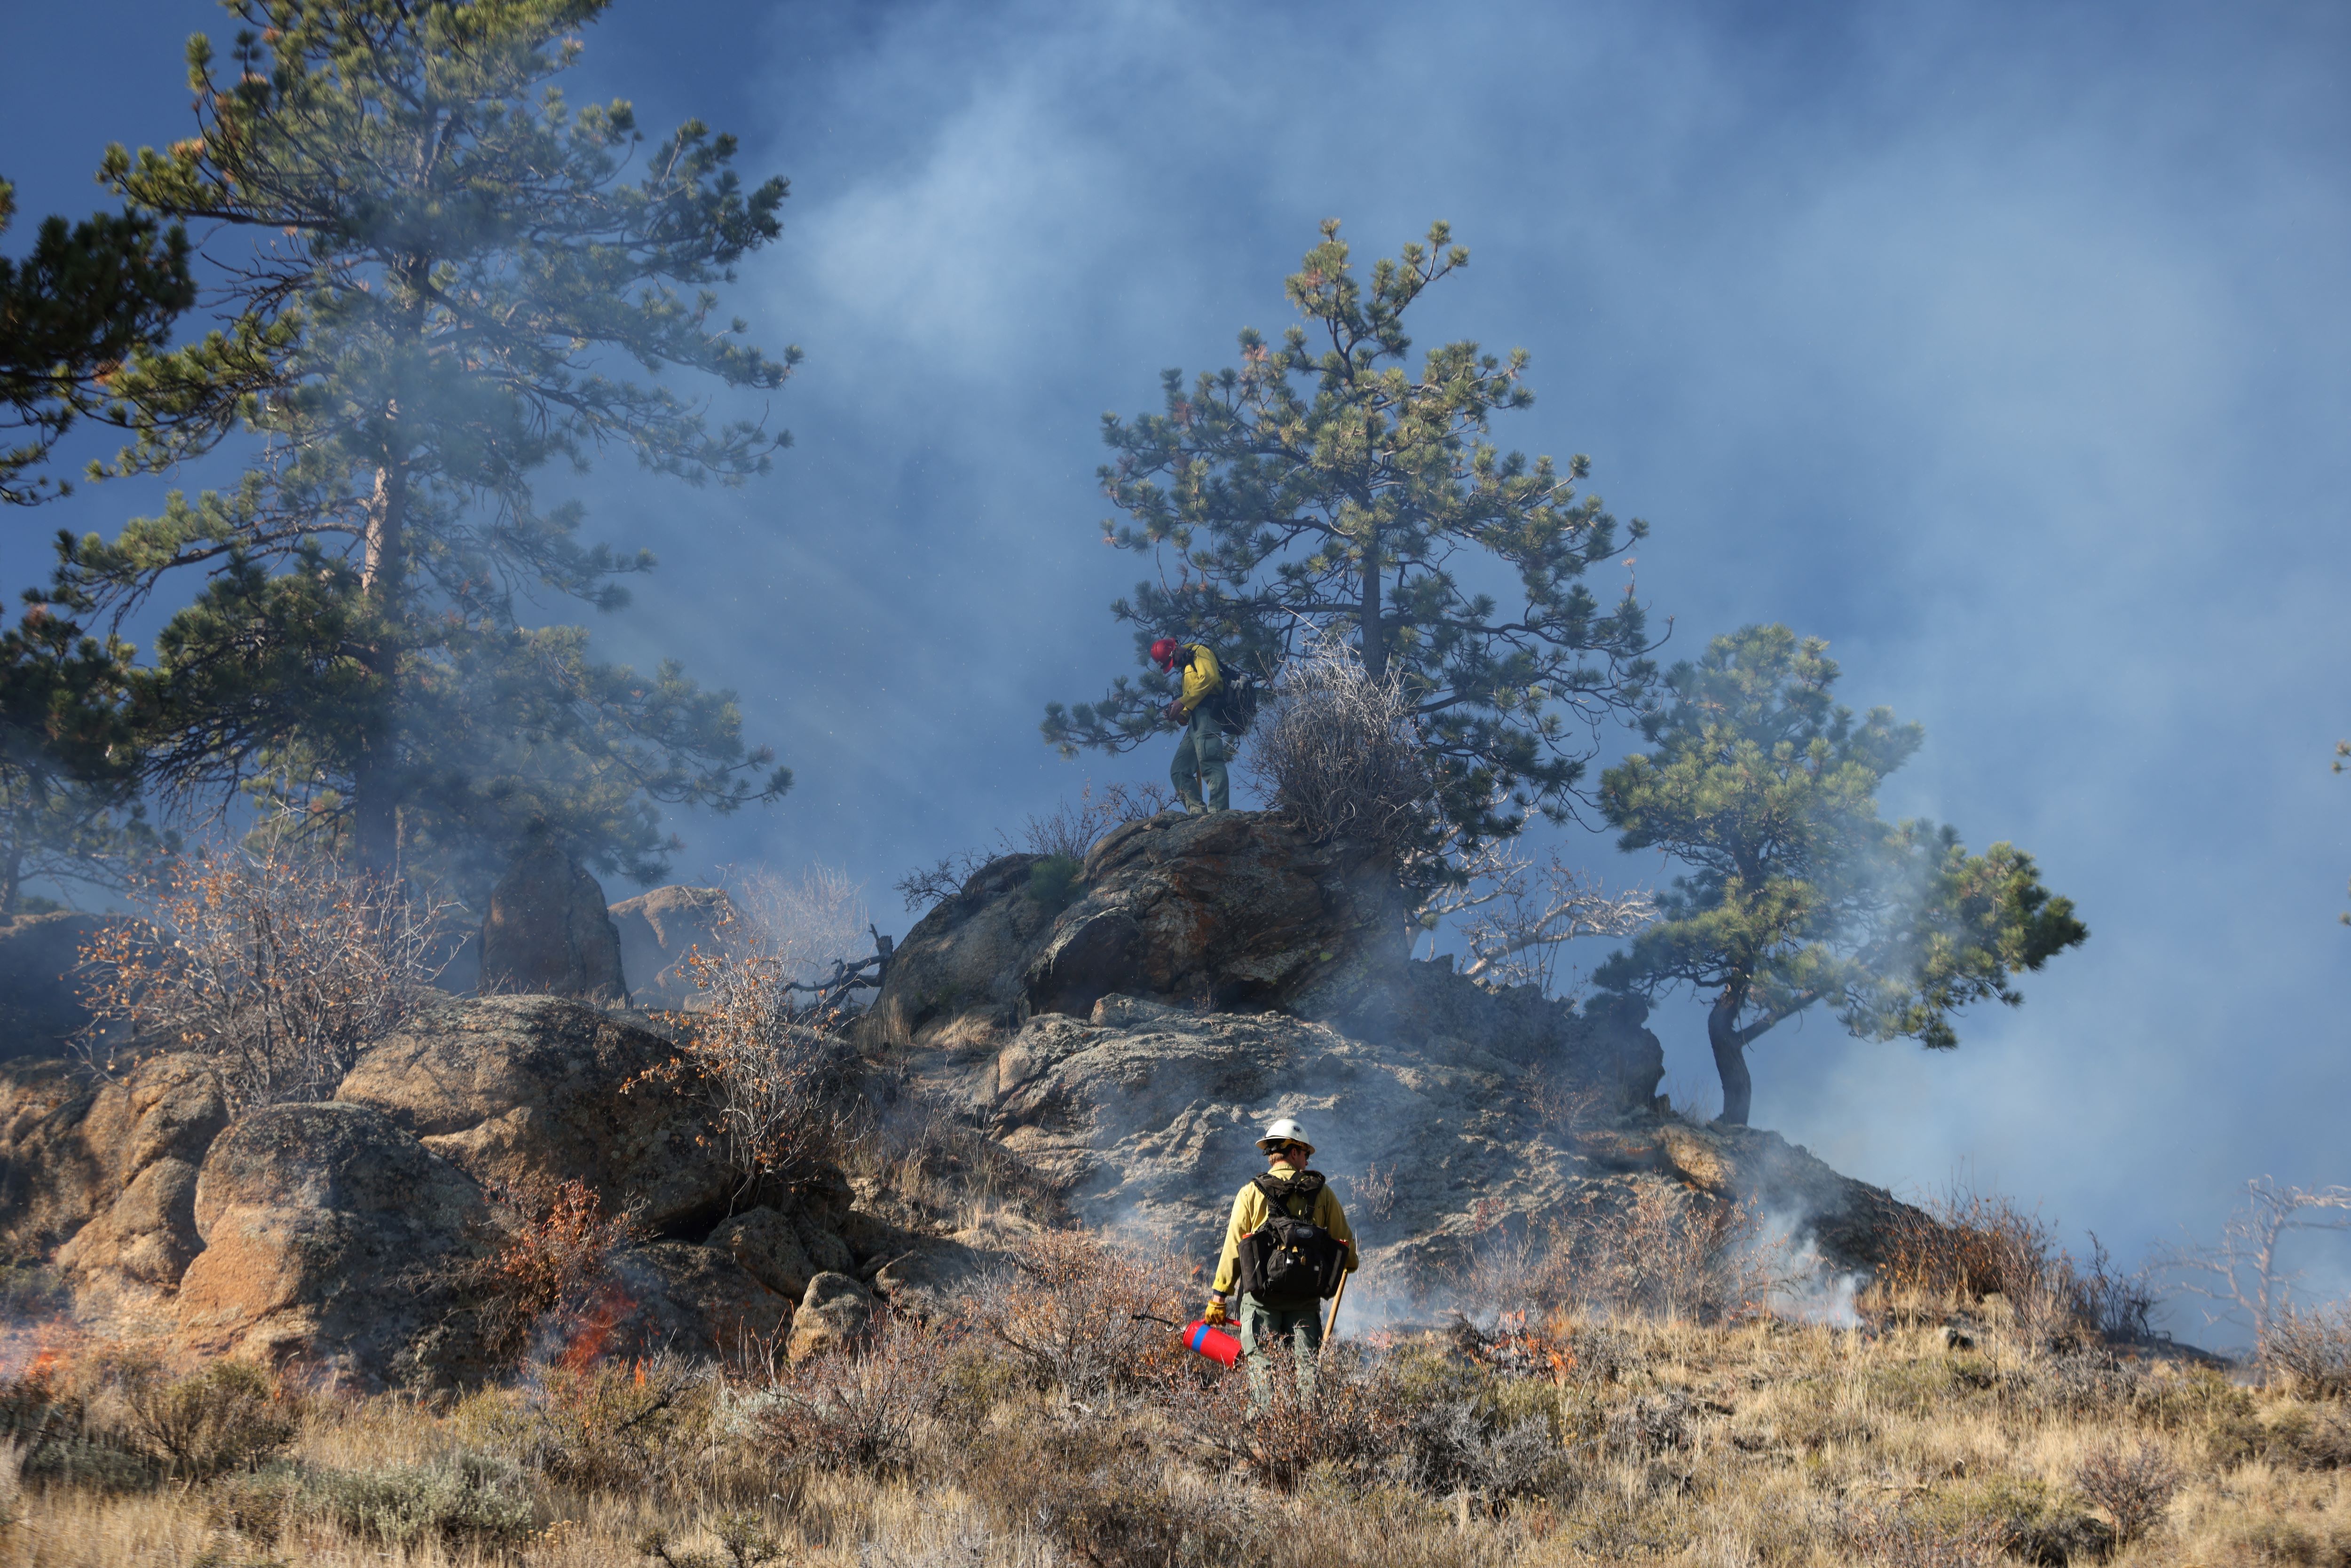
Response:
[1151,637,1229,814]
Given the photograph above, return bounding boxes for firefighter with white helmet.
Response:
[1206,1114,1358,1407]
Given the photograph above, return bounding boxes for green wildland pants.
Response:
[1170,706,1231,812]
[1239,1292,1324,1409]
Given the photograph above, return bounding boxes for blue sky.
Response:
[6,0,2348,1339]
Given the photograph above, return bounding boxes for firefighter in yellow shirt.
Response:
[1152,638,1229,813]
[1206,1116,1357,1407]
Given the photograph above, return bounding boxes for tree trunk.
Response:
[1706,988,1753,1126]
[1358,528,1385,682]
[352,455,407,878]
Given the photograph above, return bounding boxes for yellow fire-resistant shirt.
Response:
[1211,1159,1359,1297]
[1176,642,1223,717]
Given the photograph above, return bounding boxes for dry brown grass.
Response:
[0,1227,2340,1568]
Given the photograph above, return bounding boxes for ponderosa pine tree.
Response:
[1,181,189,905]
[1043,221,1659,849]
[0,178,194,504]
[50,0,793,890]
[1594,624,2086,1126]
[0,603,170,912]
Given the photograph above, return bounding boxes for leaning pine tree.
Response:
[1594,624,2087,1126]
[51,0,794,890]
[1044,221,1660,850]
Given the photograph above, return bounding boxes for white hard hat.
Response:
[1257,1116,1313,1154]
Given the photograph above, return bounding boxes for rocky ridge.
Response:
[0,810,1925,1384]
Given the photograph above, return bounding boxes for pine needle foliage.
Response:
[0,603,170,911]
[1045,220,1660,850]
[0,180,194,505]
[1595,624,2086,1125]
[45,0,795,890]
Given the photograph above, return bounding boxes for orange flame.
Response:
[554,1285,636,1372]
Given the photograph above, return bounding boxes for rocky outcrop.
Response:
[608,886,741,1009]
[868,809,1917,1297]
[334,995,736,1236]
[707,1206,851,1303]
[479,845,628,1003]
[0,811,1938,1379]
[0,999,866,1385]
[787,1271,874,1362]
[0,911,119,1060]
[174,1102,493,1383]
[2,1051,228,1317]
[866,811,1408,1051]
[904,981,1896,1291]
[598,1242,791,1362]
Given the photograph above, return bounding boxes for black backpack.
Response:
[1234,1170,1348,1310]
[1206,670,1264,737]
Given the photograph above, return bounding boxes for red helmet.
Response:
[1149,638,1181,669]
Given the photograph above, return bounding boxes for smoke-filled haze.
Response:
[6,0,2346,1339]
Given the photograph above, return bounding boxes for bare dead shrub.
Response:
[2264,1303,2351,1399]
[2074,1438,2181,1544]
[2031,1348,2141,1416]
[2077,1232,2159,1343]
[1419,835,1653,993]
[976,1230,1196,1396]
[1021,780,1174,862]
[640,945,852,1202]
[2161,1178,2351,1360]
[449,1176,644,1368]
[77,848,453,1109]
[726,863,870,988]
[735,1314,945,1478]
[1245,633,1433,850]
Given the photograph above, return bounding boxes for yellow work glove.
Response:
[1203,1295,1230,1326]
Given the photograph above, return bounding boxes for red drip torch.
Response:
[1133,1311,1242,1368]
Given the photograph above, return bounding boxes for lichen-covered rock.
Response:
[479,845,628,1003]
[871,1237,988,1320]
[865,812,1409,1051]
[0,1051,228,1321]
[864,854,1058,1050]
[608,886,742,1009]
[336,996,734,1236]
[786,1271,873,1362]
[55,1156,203,1295]
[706,1207,820,1303]
[174,1102,491,1384]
